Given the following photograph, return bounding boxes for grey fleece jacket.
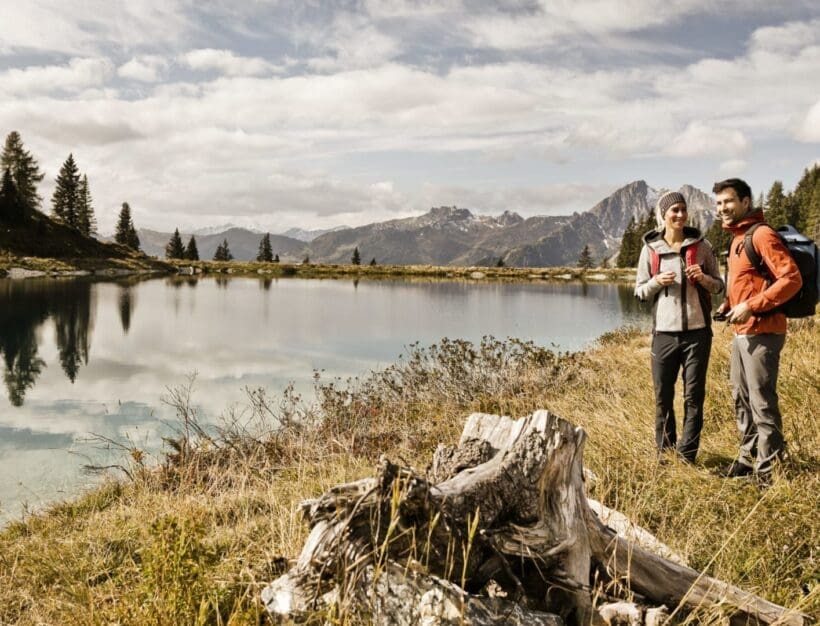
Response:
[634,226,724,332]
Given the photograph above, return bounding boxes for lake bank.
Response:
[1,320,817,624]
[0,253,637,283]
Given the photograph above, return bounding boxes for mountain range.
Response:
[136,181,716,266]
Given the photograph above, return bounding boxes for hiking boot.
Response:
[723,460,753,478]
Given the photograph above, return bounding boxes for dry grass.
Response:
[0,320,817,624]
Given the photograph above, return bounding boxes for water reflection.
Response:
[118,285,135,333]
[0,275,649,523]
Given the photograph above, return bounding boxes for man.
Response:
[713,178,802,480]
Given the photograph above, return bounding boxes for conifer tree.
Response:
[185,235,199,261]
[764,180,788,229]
[370,257,377,266]
[351,246,361,265]
[76,174,97,236]
[274,253,280,263]
[705,218,731,261]
[165,228,185,259]
[257,233,273,262]
[0,167,24,223]
[791,165,820,239]
[616,216,637,268]
[495,257,504,267]
[51,153,81,227]
[1,131,44,216]
[577,244,593,269]
[115,202,140,250]
[302,255,310,264]
[213,239,233,261]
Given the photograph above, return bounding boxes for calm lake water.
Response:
[0,275,648,523]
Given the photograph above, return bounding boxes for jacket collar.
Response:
[642,226,703,251]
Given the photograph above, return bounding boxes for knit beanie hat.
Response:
[655,191,686,228]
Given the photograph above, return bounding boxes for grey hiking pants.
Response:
[651,327,712,462]
[730,333,786,474]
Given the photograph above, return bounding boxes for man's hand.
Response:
[727,301,753,324]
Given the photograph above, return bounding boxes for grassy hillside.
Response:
[0,211,169,272]
[0,320,817,624]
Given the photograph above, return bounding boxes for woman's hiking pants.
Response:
[651,327,712,462]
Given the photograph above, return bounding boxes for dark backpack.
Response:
[742,223,819,318]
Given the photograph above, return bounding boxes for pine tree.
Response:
[764,181,788,229]
[51,153,81,227]
[302,255,310,264]
[76,175,97,236]
[1,167,24,223]
[600,256,609,269]
[577,244,593,269]
[214,238,233,261]
[370,257,377,266]
[705,218,731,260]
[1,131,44,216]
[185,235,199,261]
[351,246,361,265]
[616,216,637,268]
[274,253,280,263]
[115,202,140,250]
[257,233,273,262]
[165,228,185,259]
[127,222,140,251]
[496,257,504,267]
[789,165,820,236]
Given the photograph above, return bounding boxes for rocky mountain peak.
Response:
[427,206,474,221]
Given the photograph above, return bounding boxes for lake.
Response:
[0,275,648,523]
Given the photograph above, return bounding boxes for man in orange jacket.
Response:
[713,178,802,480]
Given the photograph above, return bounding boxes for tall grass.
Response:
[0,320,817,624]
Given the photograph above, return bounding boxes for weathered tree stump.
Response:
[262,410,807,625]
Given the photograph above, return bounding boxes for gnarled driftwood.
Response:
[262,410,807,625]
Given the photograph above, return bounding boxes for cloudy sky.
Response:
[1,1,818,234]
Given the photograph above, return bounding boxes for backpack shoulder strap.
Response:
[649,247,660,277]
[685,240,699,268]
[743,222,772,278]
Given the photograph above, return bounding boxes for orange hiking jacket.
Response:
[724,210,802,335]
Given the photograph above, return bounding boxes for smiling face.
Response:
[715,188,751,226]
[663,201,688,233]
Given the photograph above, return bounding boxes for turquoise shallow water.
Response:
[0,275,648,523]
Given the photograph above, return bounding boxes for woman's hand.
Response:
[685,264,705,283]
[655,271,676,286]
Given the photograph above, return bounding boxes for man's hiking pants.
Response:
[730,333,786,474]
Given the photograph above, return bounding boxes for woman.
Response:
[634,191,724,463]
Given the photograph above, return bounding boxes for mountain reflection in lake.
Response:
[0,275,648,523]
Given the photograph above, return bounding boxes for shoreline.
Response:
[0,254,638,283]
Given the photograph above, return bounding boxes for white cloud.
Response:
[118,56,169,83]
[669,122,749,158]
[303,15,401,71]
[180,49,277,77]
[796,99,820,142]
[749,19,820,54]
[0,1,191,55]
[718,159,748,177]
[0,58,113,96]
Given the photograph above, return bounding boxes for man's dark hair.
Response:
[712,178,752,202]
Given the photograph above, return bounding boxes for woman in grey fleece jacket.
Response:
[634,191,724,463]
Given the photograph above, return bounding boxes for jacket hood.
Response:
[723,208,765,234]
[642,225,703,249]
